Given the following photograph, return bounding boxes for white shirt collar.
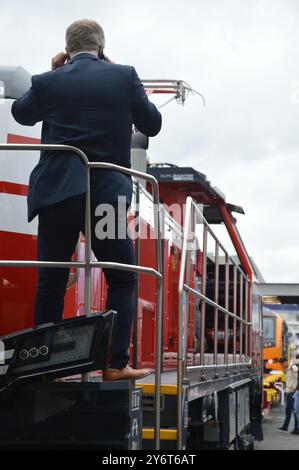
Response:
[70,50,98,59]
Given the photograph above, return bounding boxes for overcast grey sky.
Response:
[2,0,299,282]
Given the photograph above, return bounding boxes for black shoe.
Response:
[278,427,288,432]
[291,429,299,435]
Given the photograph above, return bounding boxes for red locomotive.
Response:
[0,67,263,450]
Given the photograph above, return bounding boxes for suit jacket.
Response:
[11,53,162,221]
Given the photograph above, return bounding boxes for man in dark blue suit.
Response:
[11,19,162,381]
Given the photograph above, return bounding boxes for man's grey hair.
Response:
[66,19,105,55]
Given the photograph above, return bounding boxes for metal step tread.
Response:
[137,358,250,386]
[138,383,178,395]
[142,427,177,441]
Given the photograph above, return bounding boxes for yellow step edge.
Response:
[142,428,177,441]
[137,384,178,395]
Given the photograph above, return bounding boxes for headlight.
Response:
[0,310,115,395]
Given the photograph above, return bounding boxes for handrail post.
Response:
[249,280,253,360]
[200,225,208,366]
[233,264,237,365]
[239,272,243,363]
[224,254,229,367]
[133,182,141,370]
[153,190,163,451]
[82,157,92,382]
[245,277,249,359]
[177,197,192,450]
[247,278,252,361]
[84,163,92,317]
[214,242,220,366]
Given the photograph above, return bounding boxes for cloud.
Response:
[1,0,299,282]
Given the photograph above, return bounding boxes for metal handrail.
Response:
[183,285,251,324]
[177,196,252,449]
[0,143,164,450]
[188,361,251,371]
[197,217,251,280]
[0,260,162,277]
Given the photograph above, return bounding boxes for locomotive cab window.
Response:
[263,317,276,348]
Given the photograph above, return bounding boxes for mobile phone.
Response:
[98,49,106,61]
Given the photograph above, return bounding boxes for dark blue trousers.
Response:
[34,194,136,369]
[282,392,298,430]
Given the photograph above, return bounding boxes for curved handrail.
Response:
[0,143,163,450]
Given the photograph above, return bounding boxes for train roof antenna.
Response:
[142,79,206,109]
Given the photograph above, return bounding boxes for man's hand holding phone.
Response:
[51,51,115,70]
[101,54,115,64]
[51,52,69,71]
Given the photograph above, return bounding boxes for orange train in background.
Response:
[263,308,290,372]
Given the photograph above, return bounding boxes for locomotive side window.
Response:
[263,317,276,348]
